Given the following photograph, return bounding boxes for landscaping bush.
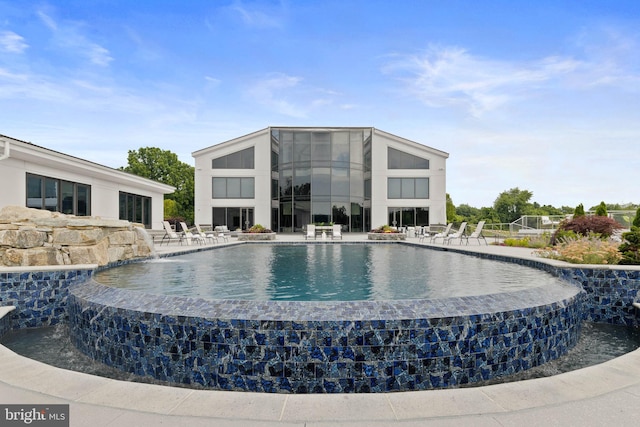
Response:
[536,235,622,264]
[551,215,623,245]
[503,234,550,248]
[574,203,585,217]
[595,201,608,216]
[246,224,273,233]
[370,225,400,233]
[618,227,640,265]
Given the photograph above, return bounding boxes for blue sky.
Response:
[1,1,639,209]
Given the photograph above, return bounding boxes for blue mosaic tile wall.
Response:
[67,277,584,393]
[439,246,640,328]
[563,268,640,326]
[0,269,93,333]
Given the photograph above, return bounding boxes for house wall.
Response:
[0,137,173,230]
[370,130,448,227]
[194,129,271,227]
[193,127,449,231]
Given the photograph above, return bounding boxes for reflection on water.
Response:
[2,322,638,388]
[93,245,562,301]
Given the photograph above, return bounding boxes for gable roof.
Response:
[0,134,175,193]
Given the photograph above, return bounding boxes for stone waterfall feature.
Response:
[0,206,154,267]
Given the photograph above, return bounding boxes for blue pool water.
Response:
[93,244,560,301]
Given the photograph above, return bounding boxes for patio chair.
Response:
[332,224,342,240]
[463,221,487,245]
[195,224,218,244]
[425,223,453,243]
[305,224,316,240]
[214,225,230,242]
[180,222,205,245]
[541,216,560,228]
[160,221,184,245]
[444,222,467,245]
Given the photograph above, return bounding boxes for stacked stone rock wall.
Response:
[0,206,153,267]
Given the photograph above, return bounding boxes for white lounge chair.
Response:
[425,223,453,243]
[214,225,230,242]
[445,222,467,245]
[541,216,560,228]
[463,221,487,245]
[180,222,205,245]
[160,221,184,245]
[305,224,316,240]
[332,224,342,240]
[195,224,218,244]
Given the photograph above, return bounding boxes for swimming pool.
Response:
[67,242,584,393]
[93,244,558,301]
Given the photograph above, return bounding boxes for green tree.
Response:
[493,188,533,224]
[446,193,457,223]
[634,207,640,228]
[595,201,608,217]
[164,199,179,219]
[120,147,195,223]
[574,203,585,217]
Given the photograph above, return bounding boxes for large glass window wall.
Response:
[271,128,371,232]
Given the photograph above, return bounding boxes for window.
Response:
[212,177,255,198]
[212,147,254,169]
[119,192,152,228]
[26,173,91,216]
[388,147,429,169]
[388,178,429,199]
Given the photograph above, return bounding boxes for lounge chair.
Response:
[444,222,467,245]
[305,224,316,240]
[332,224,342,240]
[195,224,218,244]
[425,223,453,243]
[463,221,487,245]
[180,222,205,245]
[214,225,230,242]
[160,221,184,245]
[541,216,560,228]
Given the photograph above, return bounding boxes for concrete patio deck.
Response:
[2,233,640,426]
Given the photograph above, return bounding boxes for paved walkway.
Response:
[2,234,640,426]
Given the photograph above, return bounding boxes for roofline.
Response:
[191,128,269,157]
[191,126,450,159]
[1,134,175,193]
[373,128,450,158]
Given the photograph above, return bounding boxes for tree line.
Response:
[119,148,637,227]
[448,187,638,225]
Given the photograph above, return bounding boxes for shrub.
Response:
[503,234,550,248]
[246,224,272,233]
[618,227,640,265]
[536,235,622,264]
[371,225,400,233]
[595,201,608,217]
[574,203,585,217]
[634,207,640,228]
[551,215,623,245]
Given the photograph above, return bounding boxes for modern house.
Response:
[0,134,174,230]
[192,127,449,233]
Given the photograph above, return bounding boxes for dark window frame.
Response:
[387,177,429,199]
[119,191,152,228]
[26,173,91,216]
[212,147,255,169]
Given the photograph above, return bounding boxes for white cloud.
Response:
[229,0,284,29]
[0,31,28,53]
[36,9,113,67]
[383,45,581,117]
